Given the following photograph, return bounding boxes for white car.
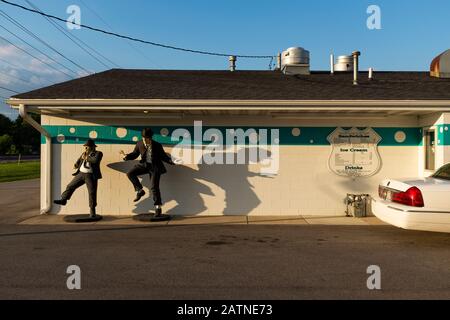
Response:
[372,163,450,233]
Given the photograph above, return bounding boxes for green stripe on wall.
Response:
[41,125,423,146]
[437,124,450,146]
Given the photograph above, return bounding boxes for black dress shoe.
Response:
[133,189,145,202]
[54,199,67,206]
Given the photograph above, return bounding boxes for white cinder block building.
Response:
[7,51,450,216]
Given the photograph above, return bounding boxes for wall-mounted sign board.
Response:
[327,127,382,177]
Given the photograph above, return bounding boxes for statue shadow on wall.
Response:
[107,147,274,216]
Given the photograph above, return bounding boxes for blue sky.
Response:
[1,0,450,118]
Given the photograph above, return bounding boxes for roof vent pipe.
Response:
[352,51,361,85]
[330,54,334,74]
[368,67,374,80]
[276,53,281,70]
[229,55,236,72]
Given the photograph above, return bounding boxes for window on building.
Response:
[424,128,435,171]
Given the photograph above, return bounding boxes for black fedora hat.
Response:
[83,138,97,148]
[142,127,154,138]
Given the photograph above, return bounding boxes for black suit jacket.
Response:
[73,150,103,180]
[124,140,174,174]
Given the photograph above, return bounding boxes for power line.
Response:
[0,34,73,79]
[0,8,91,74]
[25,0,118,70]
[38,13,111,70]
[0,0,275,59]
[78,0,112,32]
[0,25,76,78]
[0,69,33,86]
[0,56,53,84]
[0,16,78,76]
[58,25,121,69]
[78,0,159,68]
[0,85,18,93]
[0,12,59,87]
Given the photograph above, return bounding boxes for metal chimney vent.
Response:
[281,47,310,75]
[334,55,354,72]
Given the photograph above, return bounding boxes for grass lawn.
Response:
[0,161,40,183]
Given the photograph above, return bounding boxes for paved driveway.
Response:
[0,179,39,224]
[0,223,449,299]
[0,179,449,299]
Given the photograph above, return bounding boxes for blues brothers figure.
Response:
[120,128,175,217]
[54,139,103,218]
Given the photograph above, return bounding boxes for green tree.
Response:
[10,113,41,155]
[0,134,13,155]
[0,114,13,136]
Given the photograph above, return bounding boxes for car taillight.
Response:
[391,187,424,207]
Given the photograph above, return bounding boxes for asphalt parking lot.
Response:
[0,179,40,224]
[0,180,449,300]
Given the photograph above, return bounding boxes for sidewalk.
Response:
[19,214,387,226]
[2,180,387,227]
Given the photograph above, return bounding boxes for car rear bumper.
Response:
[372,198,450,233]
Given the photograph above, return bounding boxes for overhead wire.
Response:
[0,28,75,78]
[0,8,91,74]
[0,0,275,59]
[0,56,53,84]
[78,0,158,68]
[25,0,118,70]
[0,69,33,85]
[0,85,18,93]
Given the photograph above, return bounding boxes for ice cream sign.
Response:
[327,127,382,177]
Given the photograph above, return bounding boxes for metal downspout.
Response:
[19,104,52,214]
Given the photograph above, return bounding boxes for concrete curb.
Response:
[18,214,387,226]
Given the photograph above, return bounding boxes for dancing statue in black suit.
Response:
[120,128,176,217]
[54,139,103,218]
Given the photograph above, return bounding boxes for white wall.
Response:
[41,114,422,216]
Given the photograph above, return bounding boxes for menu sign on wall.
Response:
[327,127,382,177]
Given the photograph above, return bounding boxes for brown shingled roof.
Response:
[12,69,450,100]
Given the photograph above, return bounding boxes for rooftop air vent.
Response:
[430,49,450,78]
[333,55,354,72]
[281,47,310,75]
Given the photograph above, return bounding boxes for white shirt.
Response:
[79,159,93,173]
[143,140,152,164]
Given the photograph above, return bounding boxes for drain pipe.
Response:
[19,104,52,214]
